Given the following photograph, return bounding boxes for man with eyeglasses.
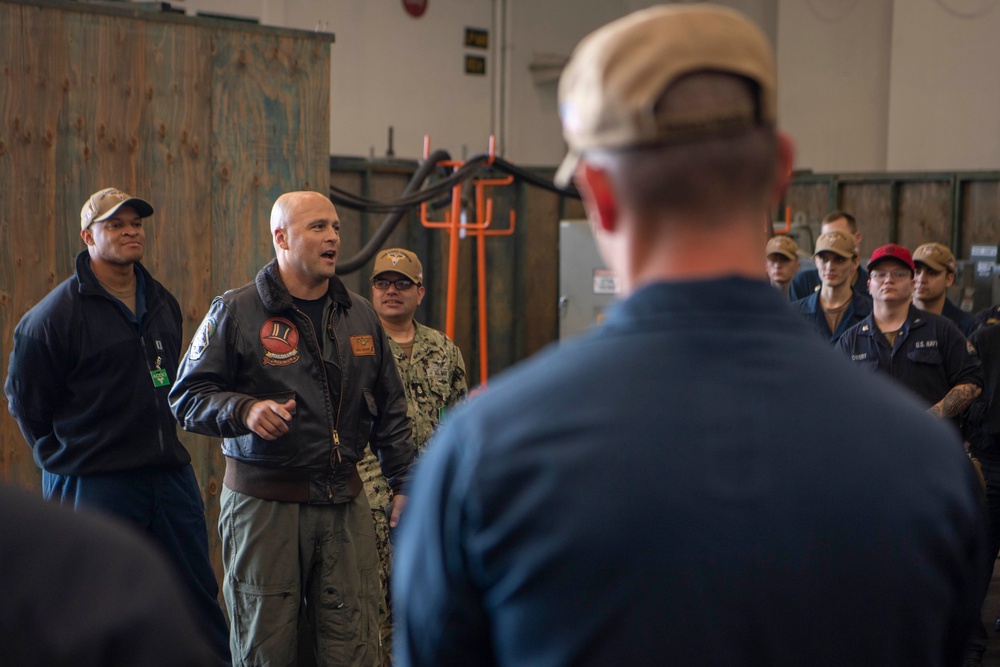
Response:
[837,244,982,421]
[792,230,872,343]
[912,242,976,336]
[360,247,467,665]
[839,247,984,667]
[4,187,231,665]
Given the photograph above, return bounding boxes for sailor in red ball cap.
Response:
[837,243,982,423]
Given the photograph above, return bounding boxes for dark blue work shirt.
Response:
[837,304,982,409]
[394,278,984,667]
[975,304,1000,330]
[967,324,1000,459]
[941,299,976,337]
[792,290,872,344]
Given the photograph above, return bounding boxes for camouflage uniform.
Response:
[359,321,468,664]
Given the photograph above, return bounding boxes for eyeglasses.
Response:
[869,269,911,281]
[372,278,417,291]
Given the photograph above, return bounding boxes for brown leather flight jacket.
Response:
[169,260,414,504]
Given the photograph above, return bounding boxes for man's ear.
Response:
[273,227,288,251]
[946,272,955,288]
[416,284,425,306]
[80,228,93,246]
[574,161,617,233]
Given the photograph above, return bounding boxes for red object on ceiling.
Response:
[402,0,428,18]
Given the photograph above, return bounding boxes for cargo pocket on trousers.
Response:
[319,566,379,650]
[228,579,298,663]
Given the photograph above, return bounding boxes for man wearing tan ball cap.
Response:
[913,242,976,336]
[79,186,155,229]
[5,186,231,664]
[361,247,467,664]
[393,5,984,667]
[765,235,800,298]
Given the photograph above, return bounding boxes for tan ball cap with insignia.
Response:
[554,3,777,187]
[766,236,799,260]
[80,187,154,230]
[813,231,856,259]
[372,248,424,285]
[912,242,956,273]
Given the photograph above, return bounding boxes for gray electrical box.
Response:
[968,245,1000,313]
[559,220,621,339]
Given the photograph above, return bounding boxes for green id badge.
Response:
[150,369,170,387]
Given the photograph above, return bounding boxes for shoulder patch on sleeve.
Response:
[189,317,216,361]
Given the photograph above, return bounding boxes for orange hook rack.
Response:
[419,135,516,385]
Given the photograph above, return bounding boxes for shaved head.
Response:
[269,191,342,297]
[271,191,333,237]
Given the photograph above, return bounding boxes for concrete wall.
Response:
[776,0,894,172]
[503,0,776,166]
[177,0,776,164]
[178,0,1000,172]
[887,1,1000,170]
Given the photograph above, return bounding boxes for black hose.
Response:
[330,154,490,213]
[335,149,453,274]
[332,152,581,274]
[491,157,580,198]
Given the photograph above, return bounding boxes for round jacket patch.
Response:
[260,317,300,367]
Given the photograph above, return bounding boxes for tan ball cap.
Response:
[912,242,956,273]
[554,4,777,187]
[372,248,424,285]
[814,231,856,259]
[80,187,154,230]
[766,236,799,260]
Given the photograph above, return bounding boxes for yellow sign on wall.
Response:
[465,27,489,49]
[465,55,486,76]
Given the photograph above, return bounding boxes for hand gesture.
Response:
[245,398,296,440]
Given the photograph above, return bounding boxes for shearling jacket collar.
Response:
[255,259,353,313]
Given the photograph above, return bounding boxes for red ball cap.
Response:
[868,244,915,274]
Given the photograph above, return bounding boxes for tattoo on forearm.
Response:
[929,384,982,418]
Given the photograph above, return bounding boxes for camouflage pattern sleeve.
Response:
[401,324,468,453]
[357,445,394,666]
[359,324,467,667]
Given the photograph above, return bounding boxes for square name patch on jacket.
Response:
[350,335,375,356]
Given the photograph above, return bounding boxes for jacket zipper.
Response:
[294,302,345,501]
[327,305,346,500]
[140,296,168,455]
[140,337,167,454]
[103,288,168,455]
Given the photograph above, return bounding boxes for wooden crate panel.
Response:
[961,180,1000,258]
[523,182,561,358]
[897,180,951,250]
[210,29,331,296]
[784,181,832,229]
[840,183,892,259]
